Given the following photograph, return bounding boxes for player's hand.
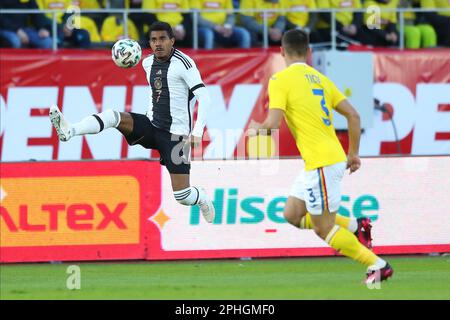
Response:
[346,154,361,174]
[248,120,262,135]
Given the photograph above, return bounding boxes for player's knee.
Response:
[283,207,300,227]
[117,112,133,134]
[283,197,305,227]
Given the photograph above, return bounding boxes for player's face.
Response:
[149,31,175,60]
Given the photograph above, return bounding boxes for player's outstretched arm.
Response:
[335,99,361,174]
[248,109,284,134]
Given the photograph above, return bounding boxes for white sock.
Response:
[174,187,203,206]
[72,109,121,136]
[374,258,387,268]
[348,218,358,233]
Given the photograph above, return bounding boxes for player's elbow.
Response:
[202,93,212,107]
[349,110,360,123]
[343,105,360,123]
[264,110,284,130]
[195,87,211,106]
[264,119,281,130]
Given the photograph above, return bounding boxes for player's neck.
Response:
[155,48,175,62]
[285,56,307,67]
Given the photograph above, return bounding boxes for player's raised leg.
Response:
[170,173,215,223]
[49,105,130,141]
[158,135,215,223]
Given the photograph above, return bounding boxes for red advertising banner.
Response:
[2,48,449,162]
[0,160,161,262]
[349,48,450,156]
[0,48,289,161]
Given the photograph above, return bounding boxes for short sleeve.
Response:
[240,0,254,17]
[190,0,201,9]
[316,0,330,9]
[420,0,435,9]
[329,80,347,109]
[268,74,288,111]
[142,0,155,9]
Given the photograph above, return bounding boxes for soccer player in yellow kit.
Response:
[249,29,394,284]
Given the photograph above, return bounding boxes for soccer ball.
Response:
[111,39,142,68]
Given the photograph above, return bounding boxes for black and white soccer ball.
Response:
[111,39,142,68]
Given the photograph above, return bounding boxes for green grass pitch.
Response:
[1,256,449,300]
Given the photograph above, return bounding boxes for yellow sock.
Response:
[300,213,354,231]
[326,226,378,267]
[335,215,350,229]
[299,213,313,229]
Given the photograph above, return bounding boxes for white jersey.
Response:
[142,48,205,136]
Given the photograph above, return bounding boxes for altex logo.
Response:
[190,188,288,225]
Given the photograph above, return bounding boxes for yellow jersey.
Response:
[71,0,103,8]
[285,0,317,27]
[240,0,286,26]
[142,0,190,26]
[421,0,450,17]
[191,0,234,25]
[316,0,362,28]
[268,63,347,170]
[37,0,72,23]
[364,0,399,29]
[101,16,139,41]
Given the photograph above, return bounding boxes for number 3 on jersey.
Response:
[312,89,331,126]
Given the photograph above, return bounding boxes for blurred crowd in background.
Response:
[1,0,449,50]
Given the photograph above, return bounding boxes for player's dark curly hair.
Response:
[282,29,309,57]
[149,21,175,39]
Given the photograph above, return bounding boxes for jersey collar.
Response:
[291,62,307,66]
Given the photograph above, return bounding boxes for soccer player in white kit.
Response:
[49,21,215,223]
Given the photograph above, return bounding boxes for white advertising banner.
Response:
[312,51,374,130]
[149,156,450,259]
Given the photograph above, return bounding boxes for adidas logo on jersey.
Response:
[156,70,162,75]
